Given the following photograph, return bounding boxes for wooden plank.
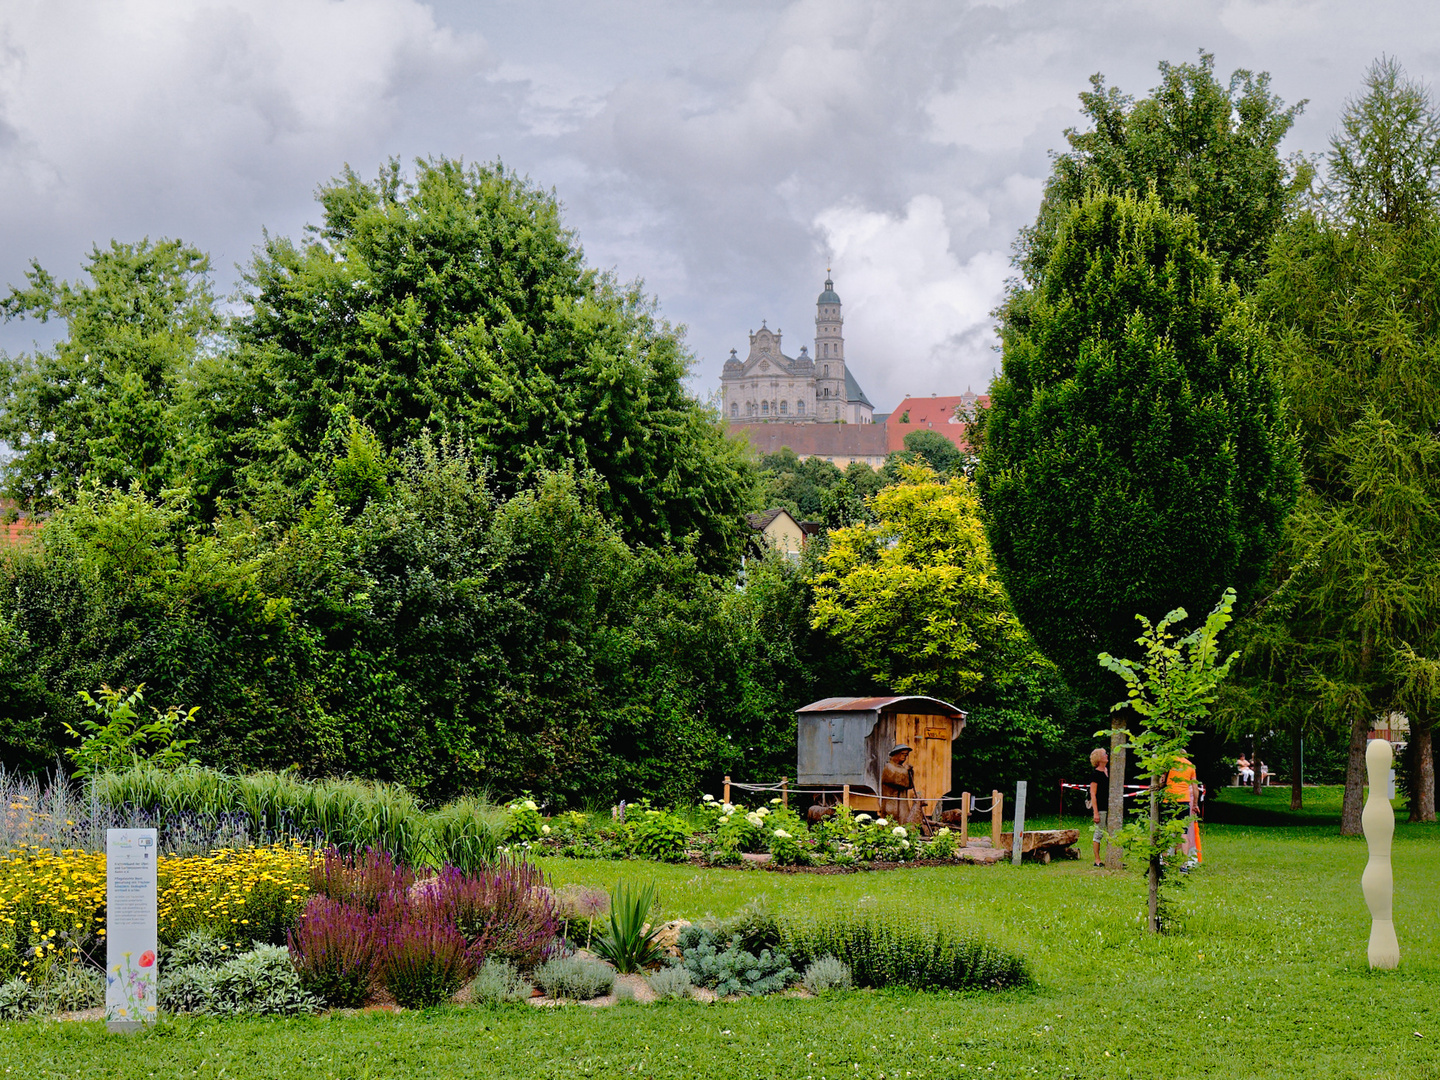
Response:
[960,791,970,846]
[991,790,1002,849]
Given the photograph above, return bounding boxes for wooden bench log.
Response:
[996,829,1079,861]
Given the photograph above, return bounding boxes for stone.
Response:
[649,919,692,957]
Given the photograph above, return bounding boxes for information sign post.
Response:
[106,829,158,1032]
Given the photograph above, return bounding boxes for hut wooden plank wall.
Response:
[795,696,966,816]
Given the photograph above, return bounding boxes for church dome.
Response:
[817,276,841,306]
[723,347,742,371]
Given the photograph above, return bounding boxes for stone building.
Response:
[721,275,874,425]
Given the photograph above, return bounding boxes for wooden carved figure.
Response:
[1361,738,1399,969]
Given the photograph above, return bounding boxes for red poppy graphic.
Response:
[139,950,155,968]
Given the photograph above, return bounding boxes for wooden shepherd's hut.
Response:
[795,696,966,818]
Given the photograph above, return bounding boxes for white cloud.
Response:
[814,194,1008,405]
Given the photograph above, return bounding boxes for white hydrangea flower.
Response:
[722,803,735,813]
[522,800,537,811]
[769,798,782,805]
[772,829,791,839]
[702,793,715,803]
[541,824,551,835]
[854,813,872,823]
[756,807,770,817]
[746,812,764,827]
[937,827,951,837]
[901,839,910,848]
[892,826,907,837]
[875,817,889,827]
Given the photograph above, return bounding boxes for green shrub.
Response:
[161,945,318,1016]
[853,818,917,862]
[532,957,614,1000]
[712,902,783,954]
[161,927,240,971]
[425,797,503,872]
[0,977,41,1020]
[627,810,690,862]
[678,928,794,997]
[38,962,105,1011]
[714,807,765,853]
[782,918,1027,992]
[505,799,543,843]
[592,881,665,973]
[646,963,693,1000]
[801,955,853,994]
[209,945,318,1016]
[469,959,533,1006]
[921,827,959,860]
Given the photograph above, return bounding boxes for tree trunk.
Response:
[1147,781,1161,933]
[1408,720,1435,822]
[1106,720,1127,870]
[1251,732,1262,795]
[1290,727,1303,812]
[1340,709,1370,836]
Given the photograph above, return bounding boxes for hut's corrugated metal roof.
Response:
[797,695,965,717]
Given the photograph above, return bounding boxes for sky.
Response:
[1,1,1438,413]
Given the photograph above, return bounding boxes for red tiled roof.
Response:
[884,393,988,453]
[730,422,889,459]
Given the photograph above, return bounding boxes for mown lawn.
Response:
[4,786,1437,1079]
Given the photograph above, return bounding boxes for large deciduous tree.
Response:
[224,157,756,570]
[1020,52,1309,292]
[977,190,1298,852]
[0,239,220,509]
[809,464,1024,699]
[1258,58,1440,829]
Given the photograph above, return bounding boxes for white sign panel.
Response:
[106,829,158,1031]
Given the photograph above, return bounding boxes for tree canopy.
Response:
[977,190,1298,704]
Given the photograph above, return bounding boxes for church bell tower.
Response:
[814,273,845,421]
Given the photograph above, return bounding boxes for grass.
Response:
[4,786,1439,1078]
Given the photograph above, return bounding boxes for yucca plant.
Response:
[592,880,664,973]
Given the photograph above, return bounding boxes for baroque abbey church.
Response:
[721,275,875,425]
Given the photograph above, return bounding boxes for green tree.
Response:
[898,430,967,476]
[977,190,1298,847]
[0,239,220,509]
[1099,589,1238,933]
[1020,52,1309,291]
[810,464,1024,699]
[227,158,755,570]
[1256,59,1440,828]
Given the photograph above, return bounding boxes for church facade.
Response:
[721,276,874,425]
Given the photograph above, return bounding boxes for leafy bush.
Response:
[627,810,690,862]
[38,961,105,1011]
[532,956,614,1000]
[711,902,783,954]
[0,977,41,1020]
[287,896,381,1008]
[469,959,532,1006]
[679,928,794,996]
[378,909,473,1009]
[921,827,959,860]
[161,944,318,1016]
[714,806,765,853]
[782,918,1028,992]
[853,818,917,862]
[646,963,693,1001]
[505,799,543,843]
[162,926,239,971]
[766,827,806,865]
[158,964,218,1015]
[592,880,664,973]
[801,955,853,995]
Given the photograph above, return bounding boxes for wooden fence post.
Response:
[781,777,789,809]
[960,792,970,846]
[991,790,1002,849]
[723,776,731,806]
[842,784,850,810]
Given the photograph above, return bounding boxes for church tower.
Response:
[814,274,845,421]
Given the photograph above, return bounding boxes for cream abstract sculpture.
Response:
[1361,738,1399,969]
